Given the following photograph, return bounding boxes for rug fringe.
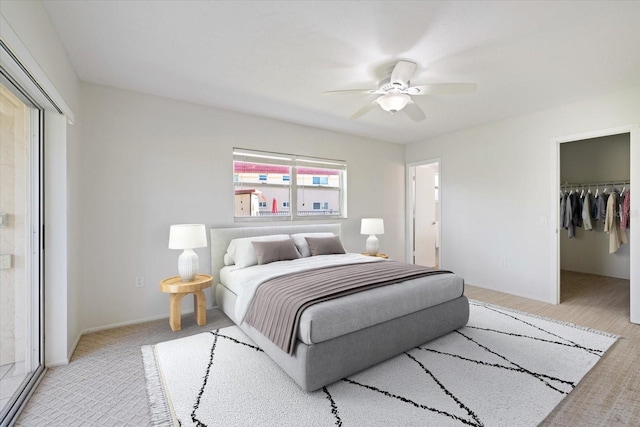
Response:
[141,345,176,427]
[469,299,621,339]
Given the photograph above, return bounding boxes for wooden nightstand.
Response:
[160,274,213,331]
[361,253,389,259]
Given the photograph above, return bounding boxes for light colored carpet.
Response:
[143,301,617,427]
[14,271,637,426]
[15,310,234,426]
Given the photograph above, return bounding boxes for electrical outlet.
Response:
[135,276,145,288]
[499,258,507,268]
[0,254,12,270]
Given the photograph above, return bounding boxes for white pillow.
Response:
[223,253,234,266]
[291,232,335,257]
[226,234,290,269]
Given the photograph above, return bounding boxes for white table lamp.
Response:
[169,224,207,282]
[361,218,384,255]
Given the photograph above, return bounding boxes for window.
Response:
[312,176,328,185]
[233,148,347,220]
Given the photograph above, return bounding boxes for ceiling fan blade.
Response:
[350,101,378,120]
[324,89,382,95]
[407,83,477,95]
[390,60,417,86]
[402,100,426,122]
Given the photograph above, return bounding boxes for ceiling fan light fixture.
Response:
[377,93,410,113]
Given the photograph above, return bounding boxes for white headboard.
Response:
[210,223,341,285]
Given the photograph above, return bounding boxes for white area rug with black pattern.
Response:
[142,301,617,427]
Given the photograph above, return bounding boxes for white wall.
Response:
[79,82,405,331]
[1,0,82,364]
[406,86,640,310]
[560,134,630,279]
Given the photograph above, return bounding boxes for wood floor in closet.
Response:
[465,270,638,426]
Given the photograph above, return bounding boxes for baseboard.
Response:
[46,358,70,367]
[67,331,82,362]
[81,312,171,335]
[47,308,219,366]
[80,304,218,335]
[466,282,557,305]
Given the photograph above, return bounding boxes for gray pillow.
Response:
[251,238,301,265]
[305,235,346,256]
[291,232,335,257]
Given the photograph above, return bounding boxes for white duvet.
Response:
[220,253,383,322]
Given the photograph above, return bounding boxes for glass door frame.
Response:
[0,69,45,427]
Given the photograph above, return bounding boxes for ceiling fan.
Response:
[325,60,477,122]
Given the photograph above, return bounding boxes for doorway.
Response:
[0,77,44,423]
[552,125,638,324]
[407,160,440,268]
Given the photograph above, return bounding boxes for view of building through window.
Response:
[233,149,346,220]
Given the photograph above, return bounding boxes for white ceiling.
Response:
[43,1,640,144]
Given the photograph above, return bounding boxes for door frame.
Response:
[550,124,639,324]
[406,158,441,266]
[0,15,71,424]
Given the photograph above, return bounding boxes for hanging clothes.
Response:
[571,192,582,231]
[565,192,576,238]
[604,191,628,253]
[620,190,631,230]
[560,192,568,229]
[576,193,585,227]
[596,192,609,222]
[582,192,593,231]
[559,191,584,238]
[592,191,600,221]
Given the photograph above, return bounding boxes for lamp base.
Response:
[365,235,379,256]
[178,249,199,282]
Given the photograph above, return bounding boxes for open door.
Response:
[410,162,439,267]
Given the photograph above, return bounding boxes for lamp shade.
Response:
[376,93,410,113]
[360,218,384,235]
[168,224,207,249]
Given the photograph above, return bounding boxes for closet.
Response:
[559,133,631,296]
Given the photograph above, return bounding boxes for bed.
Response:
[210,223,469,392]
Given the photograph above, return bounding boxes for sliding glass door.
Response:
[0,77,44,425]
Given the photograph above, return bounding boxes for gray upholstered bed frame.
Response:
[210,223,469,392]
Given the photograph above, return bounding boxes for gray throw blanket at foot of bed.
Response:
[244,261,452,354]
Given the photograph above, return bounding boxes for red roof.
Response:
[234,161,338,175]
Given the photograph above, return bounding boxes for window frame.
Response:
[233,148,347,221]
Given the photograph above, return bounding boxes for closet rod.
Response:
[561,180,630,188]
